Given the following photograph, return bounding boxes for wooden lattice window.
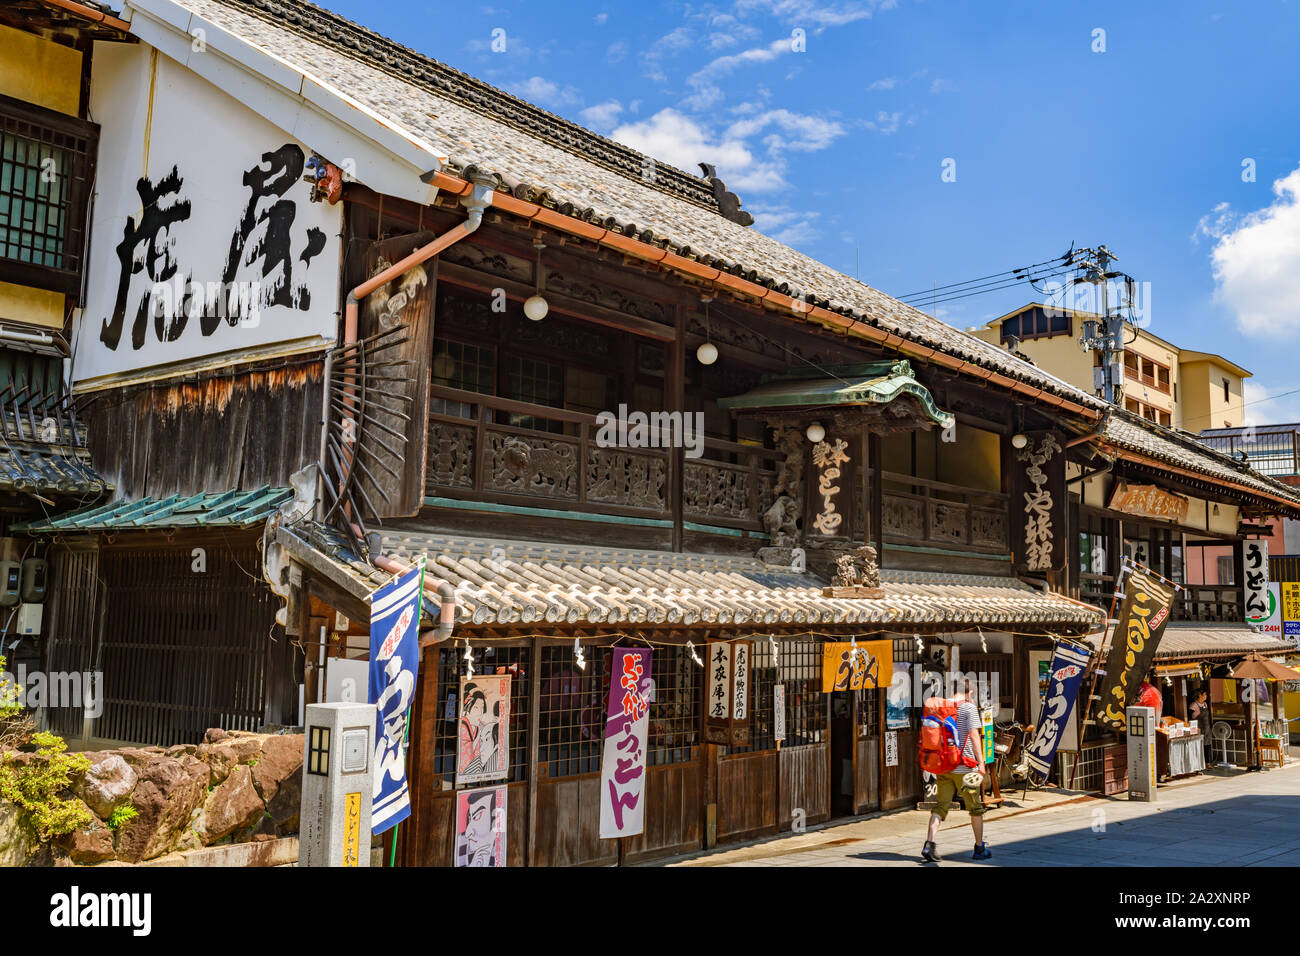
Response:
[432,645,531,785]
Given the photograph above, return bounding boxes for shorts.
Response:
[932,769,984,820]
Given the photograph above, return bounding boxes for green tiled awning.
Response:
[14,486,292,533]
[718,359,954,429]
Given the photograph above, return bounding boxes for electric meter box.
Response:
[20,557,46,603]
[0,560,20,607]
[16,603,43,635]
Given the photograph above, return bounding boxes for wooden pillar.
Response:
[669,303,685,552]
[526,635,542,867]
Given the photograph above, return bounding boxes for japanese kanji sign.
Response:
[1095,569,1174,732]
[1243,540,1270,628]
[704,641,752,745]
[1013,432,1065,573]
[599,648,653,839]
[810,437,851,537]
[773,683,786,745]
[1024,641,1091,781]
[76,46,339,385]
[821,640,893,692]
[1106,482,1190,524]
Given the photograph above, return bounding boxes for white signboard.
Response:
[732,643,749,721]
[707,642,731,722]
[1244,540,1271,629]
[773,683,786,744]
[76,43,340,385]
[885,730,899,767]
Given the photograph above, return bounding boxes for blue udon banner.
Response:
[1025,641,1091,782]
[369,560,424,834]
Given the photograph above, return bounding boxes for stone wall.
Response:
[0,729,303,866]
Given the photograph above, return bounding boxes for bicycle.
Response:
[994,721,1048,791]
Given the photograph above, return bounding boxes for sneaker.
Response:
[972,843,992,860]
[921,840,942,863]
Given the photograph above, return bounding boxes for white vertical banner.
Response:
[773,683,786,744]
[707,642,731,721]
[1244,540,1271,629]
[732,643,749,721]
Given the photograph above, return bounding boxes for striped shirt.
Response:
[955,700,982,768]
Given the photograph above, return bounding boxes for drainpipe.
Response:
[327,179,491,636]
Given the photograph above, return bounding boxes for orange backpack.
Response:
[919,697,972,775]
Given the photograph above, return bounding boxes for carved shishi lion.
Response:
[830,544,881,591]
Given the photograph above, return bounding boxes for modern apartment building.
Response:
[970,303,1249,432]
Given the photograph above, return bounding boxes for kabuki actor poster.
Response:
[599,647,653,839]
[368,560,423,834]
[1095,569,1174,732]
[457,675,511,786]
[1025,641,1091,781]
[454,785,506,867]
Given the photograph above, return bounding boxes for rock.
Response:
[75,754,138,818]
[0,798,31,867]
[113,756,209,863]
[60,822,116,864]
[165,744,198,759]
[266,768,301,835]
[196,737,260,787]
[198,765,265,844]
[250,734,303,803]
[204,728,232,744]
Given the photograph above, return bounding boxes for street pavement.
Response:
[673,763,1300,867]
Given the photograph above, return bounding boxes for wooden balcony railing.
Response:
[880,470,1009,554]
[1174,585,1242,623]
[425,384,780,530]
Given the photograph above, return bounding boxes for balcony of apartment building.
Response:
[1199,425,1300,481]
[1114,349,1173,427]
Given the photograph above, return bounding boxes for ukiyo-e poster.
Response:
[599,648,653,839]
[886,662,912,730]
[75,43,340,385]
[457,675,511,786]
[454,785,506,867]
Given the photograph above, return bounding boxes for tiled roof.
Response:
[15,486,292,532]
[1084,625,1294,661]
[1100,410,1300,507]
[276,522,1104,632]
[165,0,1108,413]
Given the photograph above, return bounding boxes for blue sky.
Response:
[327,0,1300,423]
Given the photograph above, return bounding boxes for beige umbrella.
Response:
[1230,654,1295,764]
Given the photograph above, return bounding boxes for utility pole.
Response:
[1075,244,1128,405]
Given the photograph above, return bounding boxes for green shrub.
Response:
[107,804,138,831]
[0,655,21,722]
[0,731,93,842]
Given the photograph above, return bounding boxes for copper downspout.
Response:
[428,171,1103,421]
[41,0,132,31]
[331,181,493,638]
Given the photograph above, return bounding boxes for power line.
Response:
[896,247,1076,300]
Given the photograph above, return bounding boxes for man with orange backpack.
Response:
[919,676,990,862]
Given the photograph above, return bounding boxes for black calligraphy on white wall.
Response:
[99,143,327,353]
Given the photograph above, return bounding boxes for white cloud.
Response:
[1241,381,1300,429]
[508,75,581,108]
[929,77,956,93]
[611,105,844,196]
[606,40,628,64]
[749,203,821,244]
[611,109,756,183]
[593,12,608,24]
[735,0,893,27]
[682,37,797,110]
[1193,200,1235,242]
[866,76,897,90]
[580,100,624,130]
[862,110,903,134]
[1208,166,1300,337]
